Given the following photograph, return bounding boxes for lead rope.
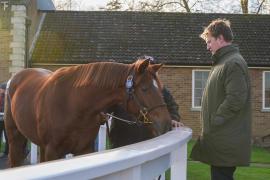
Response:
[105,113,137,125]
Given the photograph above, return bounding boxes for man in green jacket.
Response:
[190,19,252,180]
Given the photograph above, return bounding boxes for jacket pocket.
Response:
[211,113,225,126]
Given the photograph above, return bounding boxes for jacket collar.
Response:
[212,44,239,64]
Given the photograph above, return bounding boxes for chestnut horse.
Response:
[4,59,172,167]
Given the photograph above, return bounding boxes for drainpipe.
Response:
[25,17,31,68]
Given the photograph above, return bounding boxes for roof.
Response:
[31,11,270,67]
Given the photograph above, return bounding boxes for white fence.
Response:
[0,128,192,180]
[29,121,112,164]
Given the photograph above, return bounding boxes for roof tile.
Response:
[31,11,270,66]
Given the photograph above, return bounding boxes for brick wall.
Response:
[0,30,11,82]
[0,3,29,81]
[159,66,270,140]
[0,0,11,83]
[9,5,27,74]
[159,66,202,138]
[0,0,42,80]
[249,69,270,139]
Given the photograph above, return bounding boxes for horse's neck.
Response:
[86,87,126,113]
[73,63,132,113]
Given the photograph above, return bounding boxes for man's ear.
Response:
[217,34,225,42]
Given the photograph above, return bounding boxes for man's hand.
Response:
[171,120,184,128]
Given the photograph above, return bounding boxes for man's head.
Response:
[137,55,157,64]
[200,19,233,55]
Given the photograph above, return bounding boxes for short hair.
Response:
[137,55,158,64]
[200,18,233,42]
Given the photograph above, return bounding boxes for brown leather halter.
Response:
[125,73,167,124]
[104,71,166,126]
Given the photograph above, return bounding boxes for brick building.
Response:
[0,0,53,82]
[1,3,269,144]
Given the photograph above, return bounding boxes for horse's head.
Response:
[124,59,172,137]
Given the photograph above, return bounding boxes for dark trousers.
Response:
[0,120,9,154]
[211,166,236,180]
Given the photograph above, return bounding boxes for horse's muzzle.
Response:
[153,121,171,136]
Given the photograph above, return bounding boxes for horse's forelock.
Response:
[73,62,132,89]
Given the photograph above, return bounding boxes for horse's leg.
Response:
[73,128,99,156]
[5,120,27,167]
[73,140,95,156]
[5,125,27,167]
[39,147,45,163]
[44,145,61,161]
[8,133,27,167]
[4,96,28,167]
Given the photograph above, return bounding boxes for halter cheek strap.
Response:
[124,74,167,124]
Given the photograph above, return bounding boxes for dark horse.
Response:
[4,59,172,167]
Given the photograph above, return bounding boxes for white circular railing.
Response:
[0,128,192,180]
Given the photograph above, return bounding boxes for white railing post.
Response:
[98,124,107,151]
[171,143,188,180]
[30,143,38,164]
[98,118,111,151]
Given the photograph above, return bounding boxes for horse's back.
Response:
[10,68,51,89]
[10,68,52,102]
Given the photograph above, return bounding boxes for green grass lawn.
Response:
[251,145,270,163]
[165,140,270,180]
[187,161,270,180]
[186,140,270,180]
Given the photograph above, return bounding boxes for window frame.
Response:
[262,71,270,110]
[192,69,210,110]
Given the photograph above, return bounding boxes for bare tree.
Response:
[256,0,267,14]
[52,0,270,14]
[106,0,123,10]
[139,0,194,12]
[248,0,269,14]
[52,0,81,10]
[241,0,248,13]
[105,0,203,12]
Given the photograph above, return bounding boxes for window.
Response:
[192,70,210,109]
[263,71,270,110]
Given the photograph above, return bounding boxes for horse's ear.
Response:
[136,59,149,74]
[151,64,163,73]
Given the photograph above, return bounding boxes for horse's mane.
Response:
[72,62,133,89]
